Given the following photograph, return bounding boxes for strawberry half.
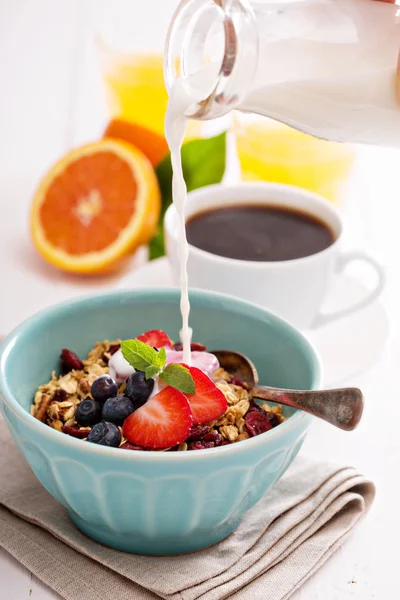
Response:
[136,329,173,349]
[123,386,192,449]
[185,366,228,426]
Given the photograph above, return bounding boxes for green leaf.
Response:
[155,346,167,368]
[148,227,165,261]
[145,365,161,380]
[159,364,195,394]
[121,339,160,372]
[149,132,227,260]
[180,131,227,192]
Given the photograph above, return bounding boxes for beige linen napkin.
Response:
[0,420,375,600]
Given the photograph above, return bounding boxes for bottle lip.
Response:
[164,0,258,120]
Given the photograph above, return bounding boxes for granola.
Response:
[31,336,285,451]
[31,340,119,433]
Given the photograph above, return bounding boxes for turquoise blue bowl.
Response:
[0,289,321,555]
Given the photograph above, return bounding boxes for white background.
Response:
[0,0,400,598]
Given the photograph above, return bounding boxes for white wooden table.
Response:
[1,1,399,598]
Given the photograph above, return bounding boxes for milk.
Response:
[240,0,400,146]
[165,64,221,361]
[164,82,192,363]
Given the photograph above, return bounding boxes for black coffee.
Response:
[186,204,334,262]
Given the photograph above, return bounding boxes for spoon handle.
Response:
[251,386,363,431]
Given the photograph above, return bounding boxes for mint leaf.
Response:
[159,364,195,394]
[121,340,160,372]
[121,340,167,380]
[149,132,227,260]
[145,365,161,380]
[155,347,167,368]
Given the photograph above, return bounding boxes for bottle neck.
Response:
[164,0,258,120]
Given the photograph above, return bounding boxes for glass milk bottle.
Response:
[164,0,400,146]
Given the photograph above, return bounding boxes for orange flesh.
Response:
[39,152,138,255]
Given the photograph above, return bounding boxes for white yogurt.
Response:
[108,349,135,384]
[165,349,219,378]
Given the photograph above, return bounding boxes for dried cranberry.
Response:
[103,343,121,364]
[53,389,68,402]
[187,440,216,451]
[203,431,223,446]
[247,400,265,414]
[60,348,83,371]
[245,411,273,437]
[109,344,120,356]
[173,342,207,352]
[266,412,281,428]
[230,377,249,390]
[220,440,231,446]
[186,425,210,442]
[247,401,281,428]
[62,426,90,439]
[120,442,145,451]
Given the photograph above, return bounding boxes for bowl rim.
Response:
[0,287,322,461]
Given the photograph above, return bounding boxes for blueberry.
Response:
[75,398,102,426]
[102,396,135,426]
[91,375,118,403]
[87,421,121,447]
[125,371,154,407]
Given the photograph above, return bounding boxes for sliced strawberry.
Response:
[185,366,228,426]
[136,329,173,349]
[123,386,192,449]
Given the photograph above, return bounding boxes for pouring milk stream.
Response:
[165,86,192,364]
[164,0,400,359]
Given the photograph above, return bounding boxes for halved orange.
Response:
[104,119,169,167]
[30,139,161,274]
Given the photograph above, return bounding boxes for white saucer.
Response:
[117,257,389,387]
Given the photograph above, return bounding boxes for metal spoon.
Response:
[211,350,363,431]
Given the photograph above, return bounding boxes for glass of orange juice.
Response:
[234,113,355,204]
[96,0,200,139]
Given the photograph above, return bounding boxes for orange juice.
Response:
[101,52,200,140]
[102,54,167,136]
[234,116,355,203]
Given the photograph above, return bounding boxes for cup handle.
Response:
[311,251,385,329]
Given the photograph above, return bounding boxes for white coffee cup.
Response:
[164,182,385,329]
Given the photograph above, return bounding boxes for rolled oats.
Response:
[213,367,231,382]
[87,363,108,378]
[235,416,246,433]
[50,419,64,432]
[216,408,236,427]
[232,386,250,402]
[79,379,91,394]
[220,425,239,442]
[58,374,79,395]
[48,400,75,422]
[235,399,250,417]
